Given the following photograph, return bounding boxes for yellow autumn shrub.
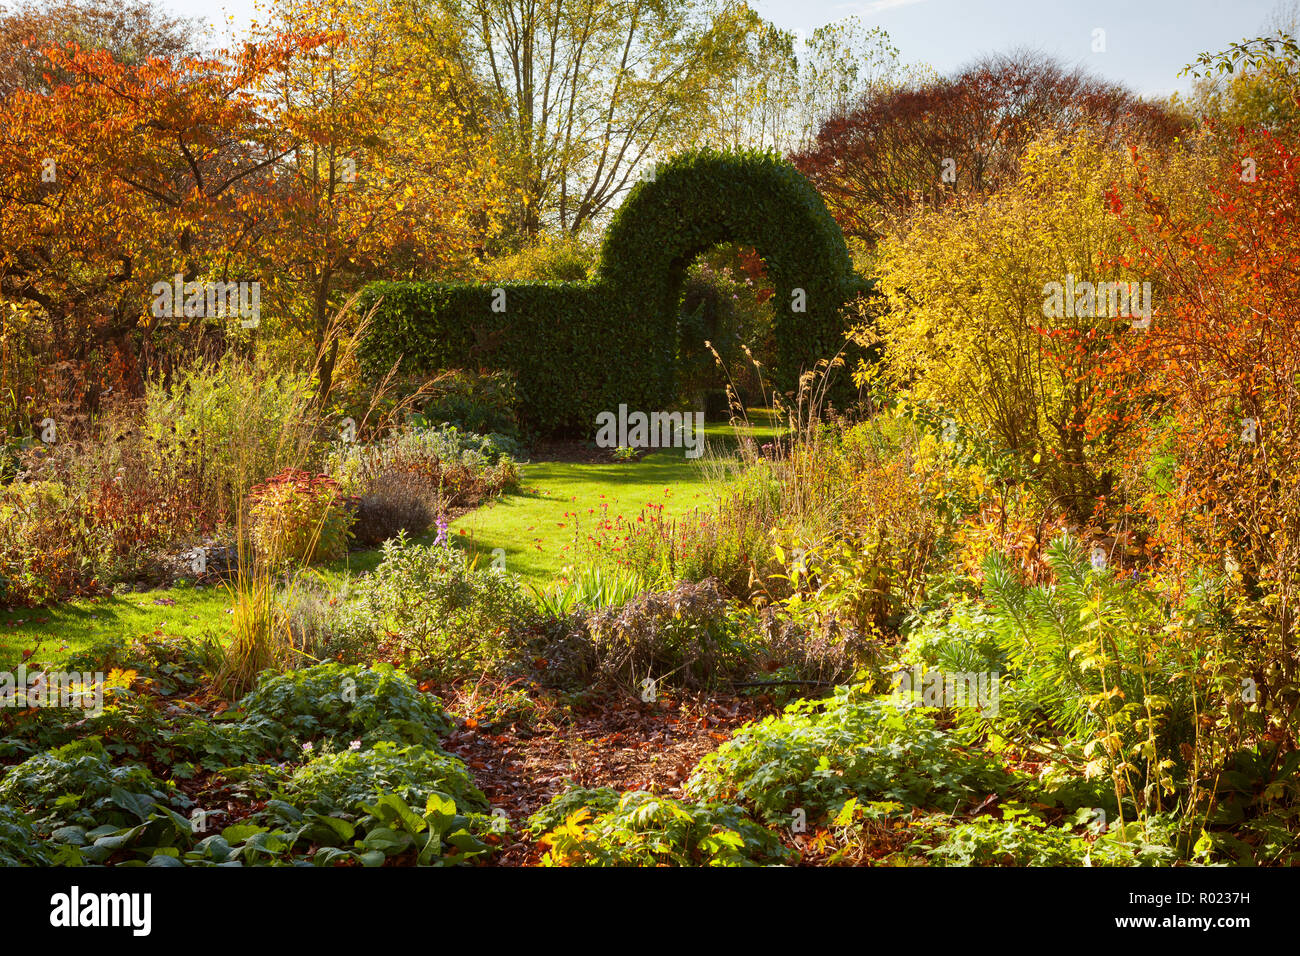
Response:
[863,131,1210,515]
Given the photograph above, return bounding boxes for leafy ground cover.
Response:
[0,641,1144,868]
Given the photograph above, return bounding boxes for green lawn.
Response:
[0,583,234,668]
[0,414,781,668]
[0,547,421,670]
[452,447,725,586]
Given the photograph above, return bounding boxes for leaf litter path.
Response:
[437,685,769,866]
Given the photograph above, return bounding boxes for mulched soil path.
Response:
[437,688,768,866]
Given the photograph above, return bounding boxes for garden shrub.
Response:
[862,132,1198,512]
[686,685,1023,823]
[587,578,754,690]
[531,576,874,695]
[533,789,795,867]
[899,598,1004,680]
[329,423,524,482]
[234,662,454,750]
[482,233,599,282]
[413,369,520,437]
[904,534,1198,811]
[283,741,488,816]
[0,480,90,605]
[248,468,354,568]
[752,409,967,646]
[517,611,603,691]
[0,403,210,601]
[435,426,523,467]
[140,357,321,527]
[743,606,880,693]
[348,534,531,675]
[1098,130,1300,742]
[327,424,521,540]
[0,739,185,830]
[351,468,437,547]
[812,414,948,623]
[359,149,871,434]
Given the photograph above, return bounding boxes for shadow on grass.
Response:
[0,586,232,667]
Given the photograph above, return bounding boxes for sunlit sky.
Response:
[168,0,1288,97]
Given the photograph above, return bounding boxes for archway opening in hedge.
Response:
[675,243,776,420]
[597,149,866,409]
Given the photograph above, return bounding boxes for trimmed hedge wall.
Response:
[358,148,874,435]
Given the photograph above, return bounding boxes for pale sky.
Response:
[167,0,1290,97]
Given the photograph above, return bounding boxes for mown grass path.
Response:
[451,448,721,586]
[0,418,778,668]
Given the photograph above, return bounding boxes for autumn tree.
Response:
[0,36,311,400]
[865,131,1210,514]
[1098,129,1300,705]
[0,0,504,407]
[254,0,505,398]
[793,52,1185,247]
[439,0,766,237]
[702,9,906,154]
[0,0,199,96]
[1179,7,1300,135]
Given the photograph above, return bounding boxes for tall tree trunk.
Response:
[313,268,336,405]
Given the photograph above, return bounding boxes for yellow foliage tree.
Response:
[865,132,1207,515]
[254,0,506,394]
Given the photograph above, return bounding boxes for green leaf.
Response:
[110,786,156,822]
[309,846,349,866]
[314,815,357,841]
[361,827,410,854]
[222,823,269,843]
[51,826,88,846]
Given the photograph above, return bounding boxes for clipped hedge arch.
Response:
[358,149,872,434]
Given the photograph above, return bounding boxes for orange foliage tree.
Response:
[252,0,505,399]
[0,35,319,405]
[1099,129,1300,710]
[0,0,504,415]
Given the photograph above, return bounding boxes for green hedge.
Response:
[358,148,873,434]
